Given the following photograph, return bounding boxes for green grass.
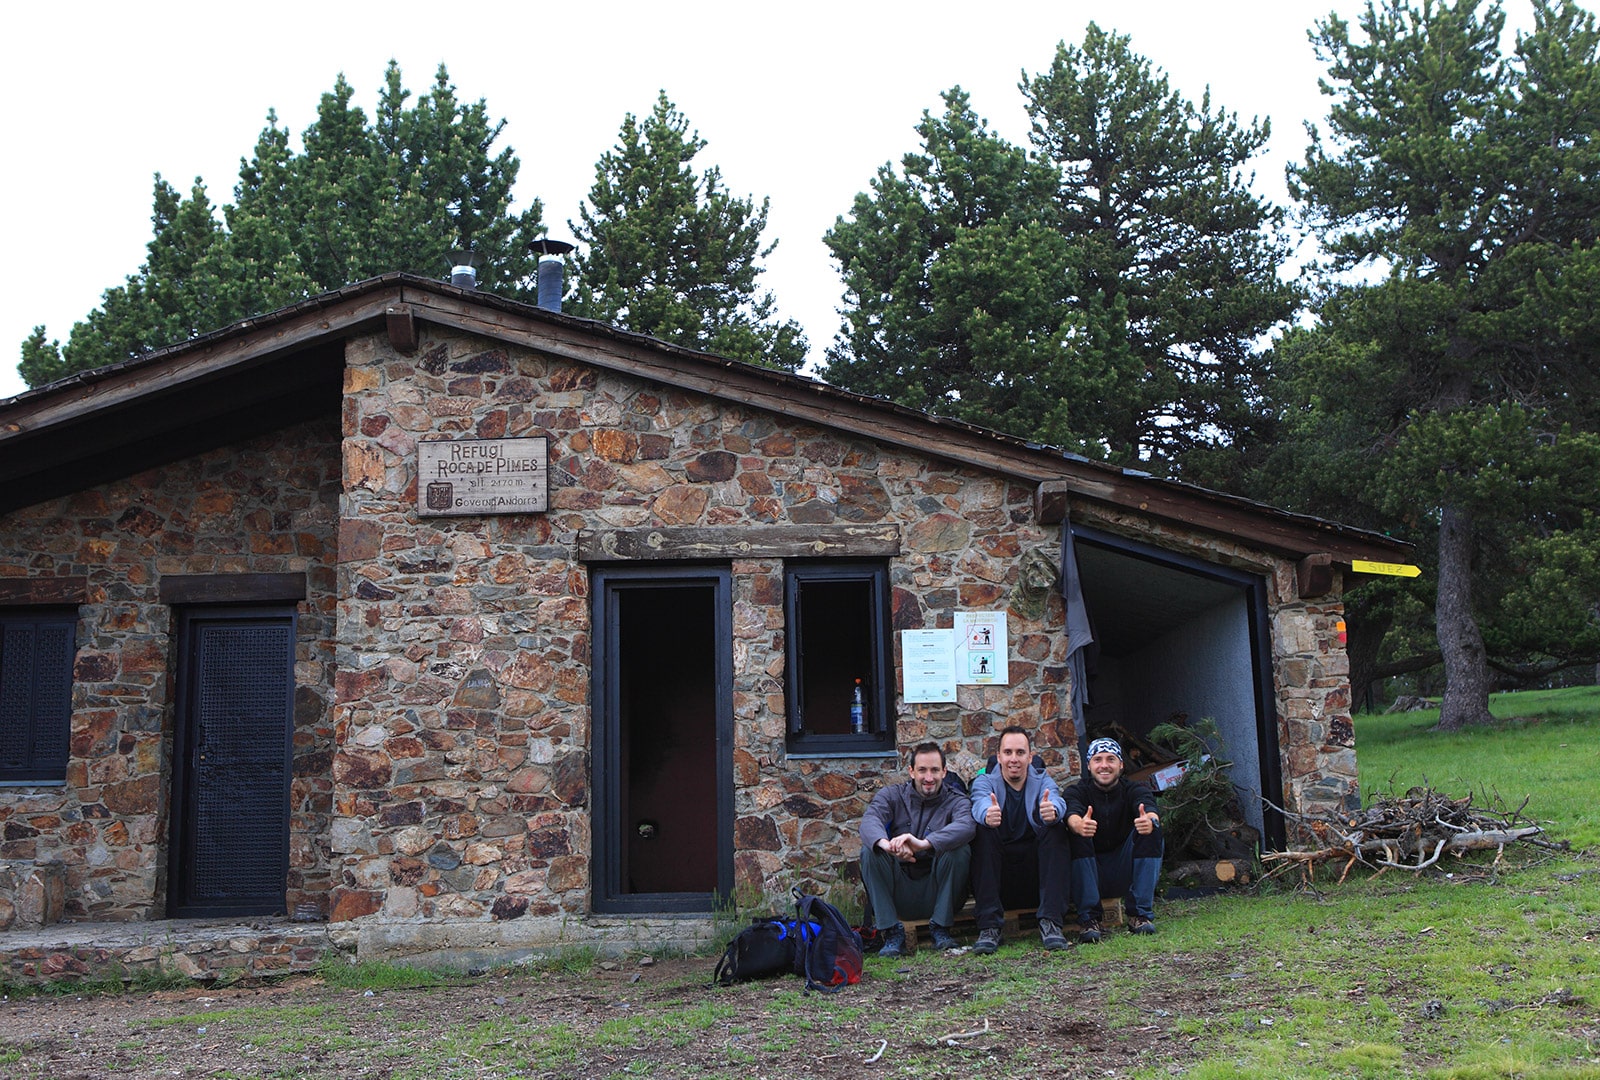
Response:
[1080,686,1600,1078]
[314,953,453,990]
[138,1002,333,1030]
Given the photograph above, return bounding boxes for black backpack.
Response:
[714,915,810,986]
[791,889,863,994]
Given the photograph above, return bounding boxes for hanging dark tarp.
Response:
[1059,517,1095,775]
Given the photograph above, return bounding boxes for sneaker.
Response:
[973,927,1003,955]
[1039,918,1069,951]
[1128,915,1157,935]
[1077,917,1103,944]
[877,925,908,957]
[929,923,959,951]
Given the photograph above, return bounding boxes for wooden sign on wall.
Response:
[417,437,549,517]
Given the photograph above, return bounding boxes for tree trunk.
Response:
[1434,503,1494,730]
[1344,586,1397,712]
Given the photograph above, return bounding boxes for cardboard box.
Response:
[1128,755,1210,792]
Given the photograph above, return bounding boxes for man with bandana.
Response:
[1062,737,1164,938]
[859,741,975,957]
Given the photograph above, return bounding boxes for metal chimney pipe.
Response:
[530,239,574,312]
[537,260,563,311]
[448,248,481,290]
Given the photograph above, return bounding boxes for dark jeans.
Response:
[860,844,972,930]
[1069,824,1163,920]
[971,822,1069,929]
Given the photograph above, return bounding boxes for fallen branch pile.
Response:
[1263,786,1561,884]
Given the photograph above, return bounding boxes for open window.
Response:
[784,561,895,756]
[0,608,76,785]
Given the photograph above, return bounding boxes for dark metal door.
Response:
[169,608,295,917]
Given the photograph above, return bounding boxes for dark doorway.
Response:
[168,607,295,917]
[1070,526,1285,850]
[592,567,733,912]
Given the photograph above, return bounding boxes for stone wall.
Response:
[330,327,1078,938]
[0,417,342,924]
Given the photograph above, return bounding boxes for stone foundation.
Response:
[0,919,330,986]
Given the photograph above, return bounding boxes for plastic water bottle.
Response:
[850,678,866,733]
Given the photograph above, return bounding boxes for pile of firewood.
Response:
[1263,786,1560,884]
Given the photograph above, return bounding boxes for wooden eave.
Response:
[0,275,1411,565]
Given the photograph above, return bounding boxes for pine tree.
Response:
[1021,24,1298,470]
[823,29,1295,473]
[1283,0,1600,728]
[567,92,806,371]
[824,90,1100,442]
[19,64,544,389]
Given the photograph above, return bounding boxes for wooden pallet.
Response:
[897,898,1123,953]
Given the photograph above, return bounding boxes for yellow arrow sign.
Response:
[1351,560,1422,578]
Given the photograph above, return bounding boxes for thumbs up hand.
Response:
[1071,804,1098,838]
[984,790,1002,828]
[1134,802,1158,835]
[1038,788,1058,824]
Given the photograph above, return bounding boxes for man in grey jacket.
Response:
[859,742,975,956]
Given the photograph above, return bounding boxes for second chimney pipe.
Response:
[530,239,574,312]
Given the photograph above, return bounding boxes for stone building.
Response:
[0,275,1409,958]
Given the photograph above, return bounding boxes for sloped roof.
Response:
[0,274,1408,563]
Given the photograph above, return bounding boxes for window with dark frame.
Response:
[784,561,895,755]
[0,609,76,784]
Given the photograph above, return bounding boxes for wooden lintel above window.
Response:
[386,304,418,354]
[0,576,89,606]
[159,573,307,605]
[576,524,902,562]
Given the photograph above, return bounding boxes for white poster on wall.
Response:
[954,611,1009,684]
[900,629,958,703]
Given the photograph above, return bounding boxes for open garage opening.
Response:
[1070,526,1286,851]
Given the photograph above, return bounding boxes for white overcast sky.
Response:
[1,0,1543,400]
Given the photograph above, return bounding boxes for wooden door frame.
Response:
[590,565,734,913]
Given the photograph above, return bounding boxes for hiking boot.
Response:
[877,925,908,957]
[928,923,959,951]
[973,927,1003,955]
[1039,918,1069,951]
[1077,916,1103,944]
[1128,915,1157,935]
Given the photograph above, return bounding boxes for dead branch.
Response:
[1261,787,1551,884]
[936,1019,990,1045]
[1375,838,1446,871]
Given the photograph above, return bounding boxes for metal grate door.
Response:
[172,612,294,916]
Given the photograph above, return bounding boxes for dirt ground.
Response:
[0,945,1247,1080]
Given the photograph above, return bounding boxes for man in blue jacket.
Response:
[968,725,1071,953]
[1063,737,1163,938]
[859,742,975,956]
